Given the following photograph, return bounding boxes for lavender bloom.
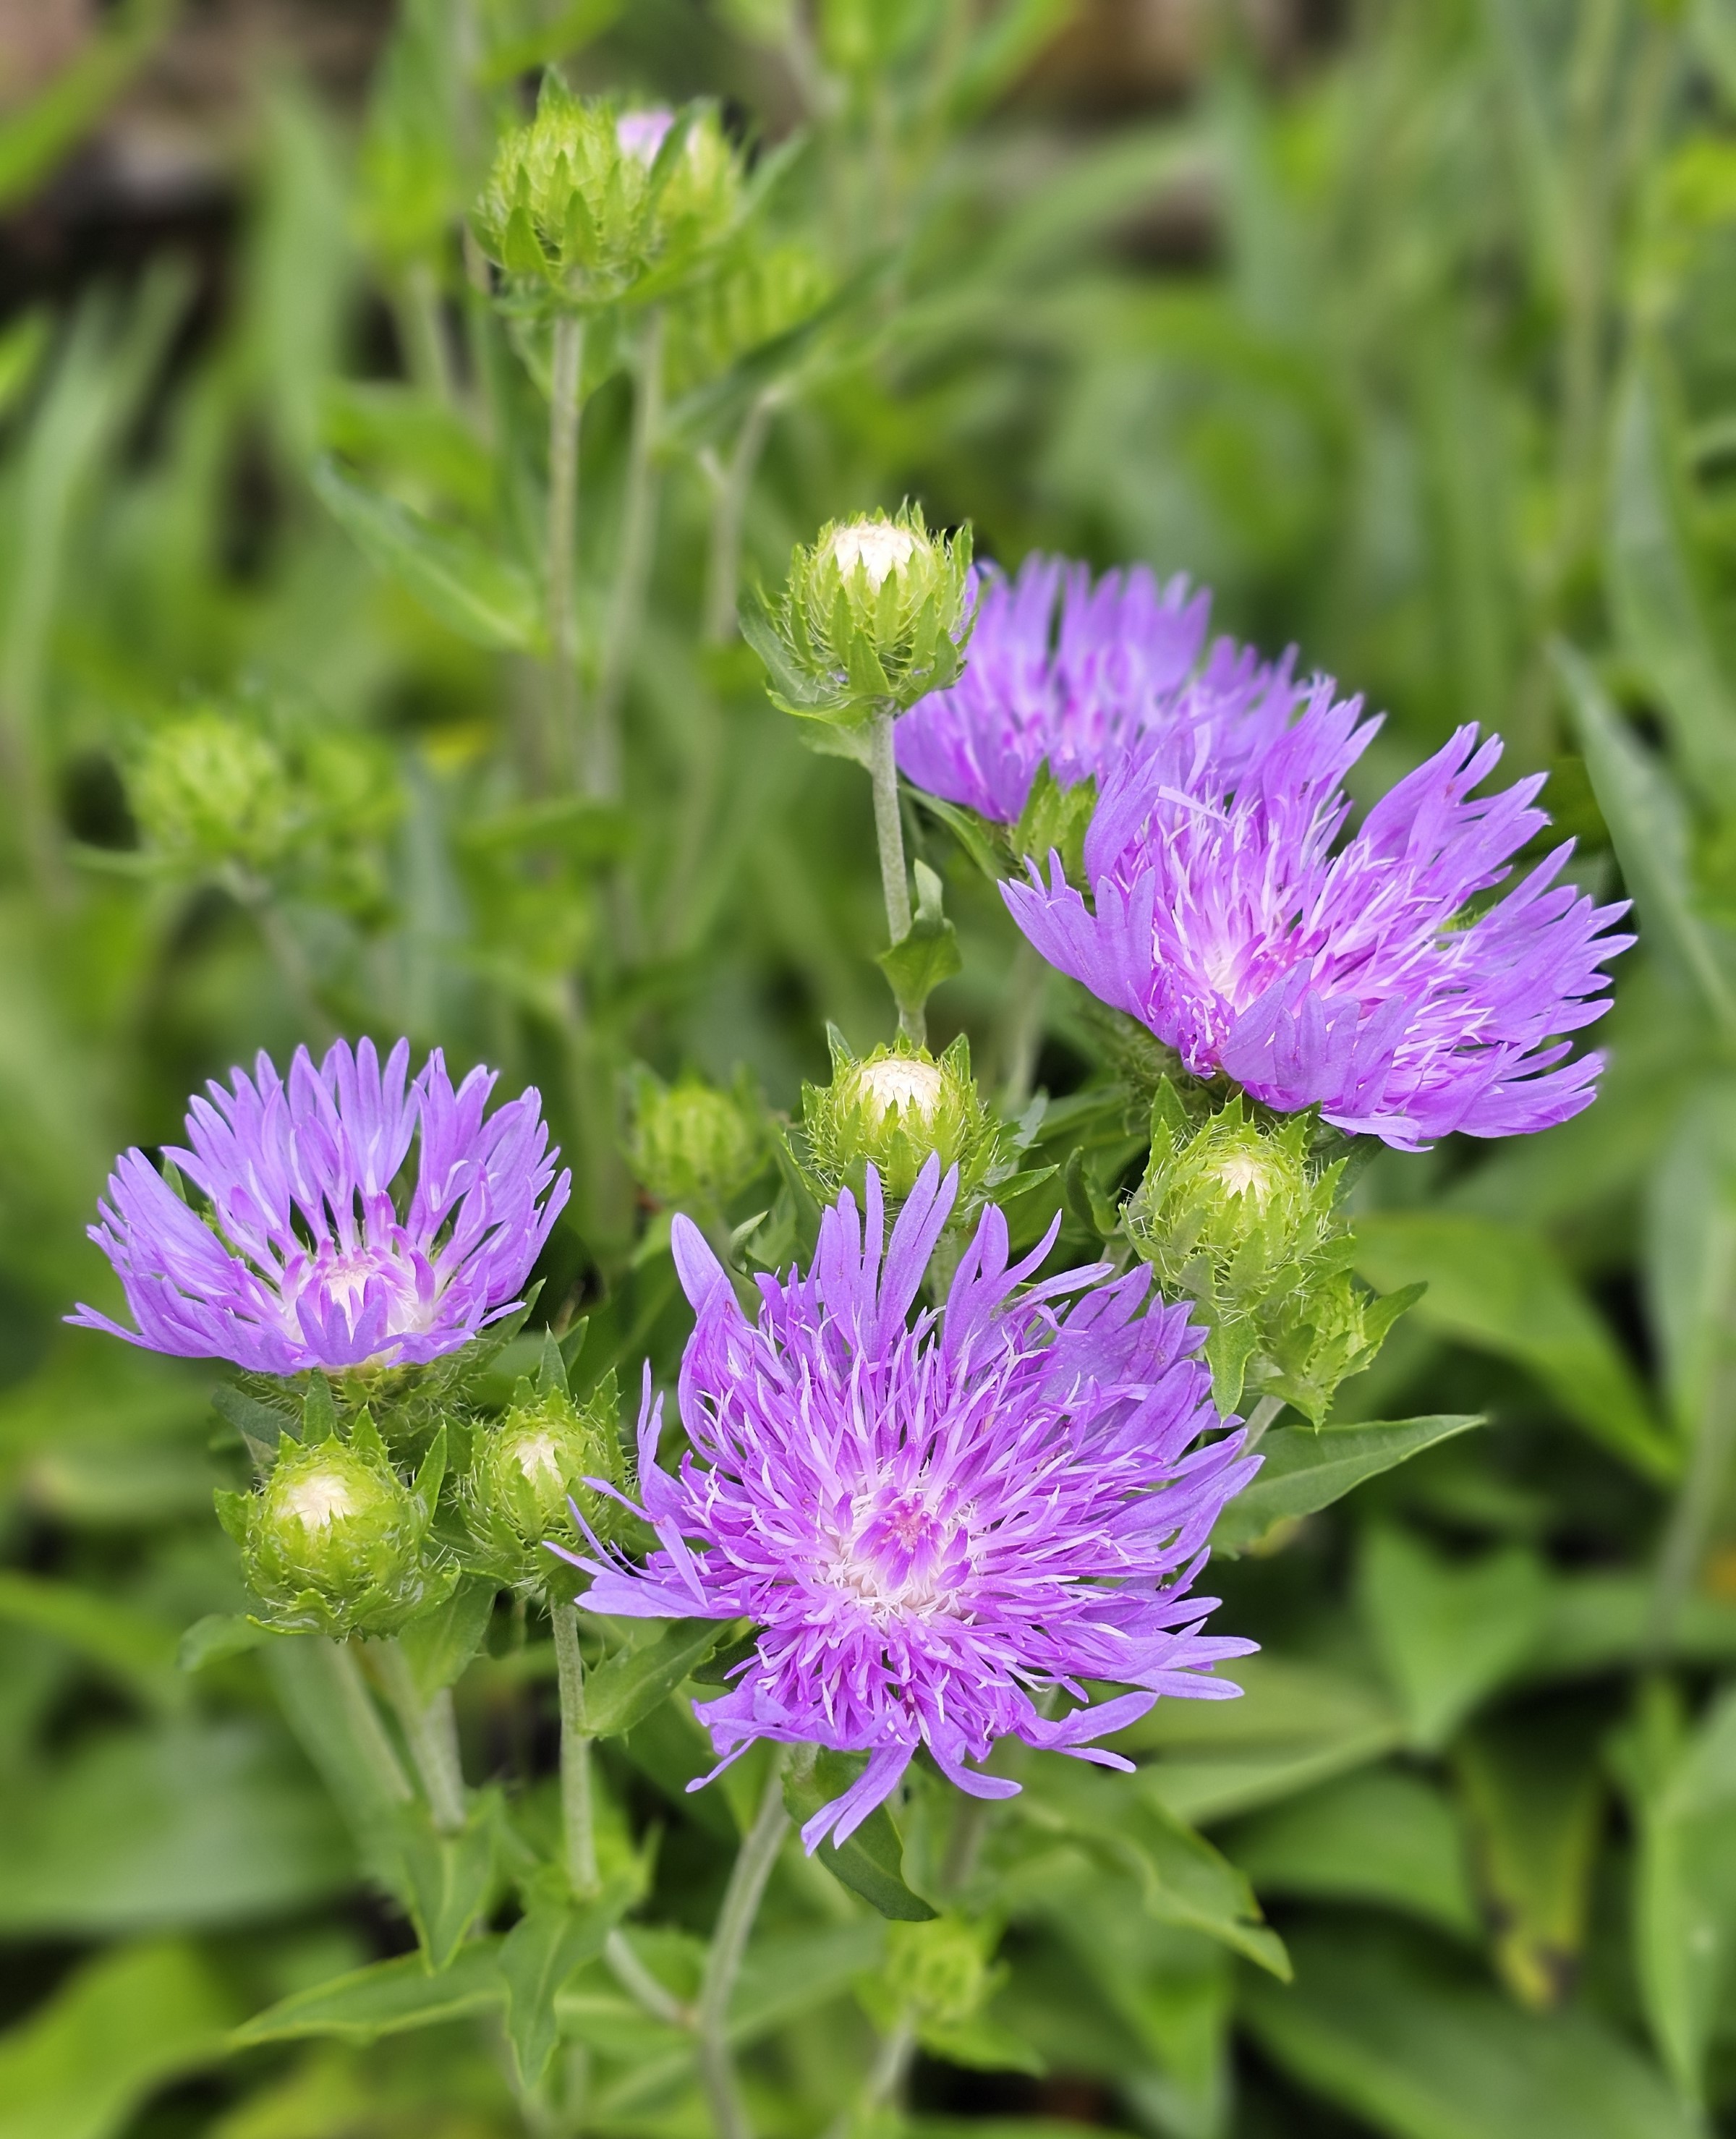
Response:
[894,553,1295,825]
[72,1039,569,1374]
[616,107,676,163]
[1006,691,1634,1149]
[559,1159,1255,1850]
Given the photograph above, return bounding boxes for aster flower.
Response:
[558,1159,1255,1850]
[894,553,1295,827]
[72,1038,569,1374]
[1005,691,1633,1149]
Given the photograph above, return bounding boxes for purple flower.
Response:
[616,108,676,163]
[894,553,1296,825]
[1005,691,1634,1149]
[72,1038,569,1374]
[558,1159,1255,1850]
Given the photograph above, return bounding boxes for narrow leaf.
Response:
[1213,1416,1484,1556]
[582,1620,726,1738]
[230,1941,505,2046]
[783,1753,937,1922]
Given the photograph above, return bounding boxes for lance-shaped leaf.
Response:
[582,1619,726,1738]
[231,1940,506,2046]
[500,1874,637,2085]
[1212,1416,1484,1557]
[783,1751,937,1922]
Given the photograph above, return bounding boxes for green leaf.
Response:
[1643,1077,1736,1435]
[211,1383,294,1464]
[1212,1416,1484,1556]
[1358,1527,1552,1751]
[1553,639,1736,1034]
[396,1578,498,1701]
[0,1570,181,1711]
[393,1802,498,1970]
[583,1620,726,1738]
[877,860,963,1023]
[1632,1685,1736,2101]
[176,1613,270,1673]
[0,1939,233,2139]
[783,1751,937,1922]
[1607,357,1736,806]
[1226,1766,1479,1940]
[500,1878,635,2085]
[231,1940,506,2047]
[1352,1210,1675,1479]
[310,458,545,652]
[1243,1924,1701,2139]
[0,1721,350,1936]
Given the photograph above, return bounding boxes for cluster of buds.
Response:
[216,1413,448,1638]
[799,1031,1003,1211]
[859,1917,1008,2067]
[463,1374,629,1592]
[1125,1092,1416,1420]
[473,78,742,310]
[626,1066,767,1214]
[744,506,974,751]
[663,239,833,397]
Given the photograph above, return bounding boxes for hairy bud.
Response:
[626,1068,766,1212]
[464,1378,628,1586]
[800,1032,1002,1208]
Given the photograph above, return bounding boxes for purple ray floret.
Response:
[1005,690,1635,1149]
[555,1157,1256,1851]
[894,553,1296,825]
[72,1037,569,1374]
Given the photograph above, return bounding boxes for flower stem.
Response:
[552,1601,600,1895]
[694,1753,788,2139]
[326,1638,414,1806]
[1648,1330,1736,1657]
[703,389,776,645]
[592,308,665,797]
[547,312,586,788]
[377,1642,467,1834]
[997,935,1047,1110]
[1241,1395,1285,1455]
[867,703,923,1047]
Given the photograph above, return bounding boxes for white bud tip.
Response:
[511,1431,567,1487]
[825,519,922,588]
[856,1056,946,1123]
[282,1470,357,1530]
[1212,1153,1278,1204]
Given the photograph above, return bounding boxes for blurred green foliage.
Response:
[4,1,1736,2136]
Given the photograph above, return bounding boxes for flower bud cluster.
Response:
[1126,1094,1413,1420]
[216,1412,446,1638]
[474,79,741,309]
[626,1067,767,1212]
[663,241,832,396]
[463,1374,629,1590]
[746,506,974,739]
[799,1031,1002,1209]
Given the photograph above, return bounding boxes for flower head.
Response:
[894,553,1293,829]
[557,1160,1255,1850]
[1005,693,1634,1149]
[799,1031,1003,1209]
[72,1038,569,1374]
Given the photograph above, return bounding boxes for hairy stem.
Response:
[605,1928,689,2027]
[592,309,665,795]
[327,1638,414,1805]
[553,1602,600,1895]
[1241,1394,1285,1456]
[1648,1326,1736,1657]
[703,390,776,645]
[867,703,922,1046]
[377,1643,467,1834]
[547,312,586,788]
[695,1755,788,2139]
[997,935,1047,1110]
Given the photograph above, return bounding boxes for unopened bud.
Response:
[132,710,292,875]
[859,1916,1002,2046]
[746,506,974,732]
[626,1068,765,1211]
[218,1426,436,1637]
[465,1381,627,1584]
[801,1033,1000,1208]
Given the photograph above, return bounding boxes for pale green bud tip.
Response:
[822,516,924,588]
[850,1053,946,1124]
[235,1434,428,1634]
[802,1037,1000,1207]
[133,710,288,869]
[466,1385,626,1573]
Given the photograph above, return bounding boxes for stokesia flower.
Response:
[894,552,1298,826]
[1005,690,1634,1149]
[72,1038,569,1374]
[556,1157,1256,1850]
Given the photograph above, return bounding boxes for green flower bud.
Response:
[859,1917,1004,2051]
[474,82,741,310]
[665,240,832,396]
[132,711,293,875]
[626,1068,766,1211]
[218,1420,441,1638]
[744,505,974,741]
[464,1379,628,1586]
[800,1032,1003,1209]
[1126,1093,1415,1421]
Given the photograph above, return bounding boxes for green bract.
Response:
[626,1067,766,1210]
[799,1031,1002,1209]
[1126,1092,1419,1421]
[132,711,294,875]
[463,1377,628,1589]
[216,1414,446,1638]
[473,78,741,310]
[744,505,974,740]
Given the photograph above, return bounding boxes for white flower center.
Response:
[854,1057,945,1123]
[826,519,920,588]
[826,1489,967,1620]
[282,1470,357,1529]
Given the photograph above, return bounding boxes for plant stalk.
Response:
[694,1753,788,2139]
[592,308,666,796]
[1648,1322,1736,1657]
[703,389,777,645]
[547,312,586,788]
[377,1643,467,1834]
[553,1601,600,1895]
[867,702,922,1046]
[326,1638,414,1806]
[997,935,1047,1110]
[1241,1394,1285,1455]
